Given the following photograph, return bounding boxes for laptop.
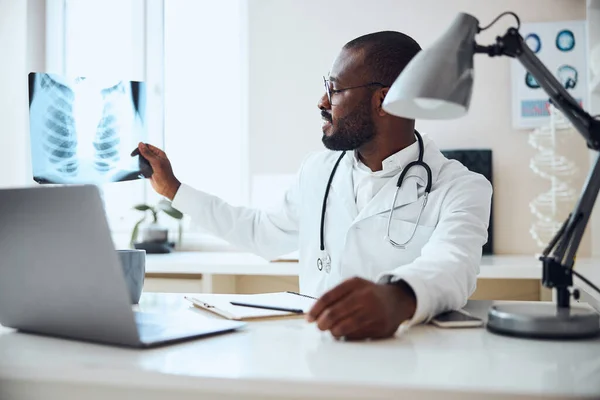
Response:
[0,185,245,348]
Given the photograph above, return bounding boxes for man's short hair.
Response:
[344,31,422,86]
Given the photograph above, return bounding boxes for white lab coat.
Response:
[172,134,492,324]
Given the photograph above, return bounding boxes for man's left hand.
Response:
[306,277,417,340]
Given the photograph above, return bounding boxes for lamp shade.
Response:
[382,13,480,119]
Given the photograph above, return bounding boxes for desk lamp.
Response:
[382,12,600,339]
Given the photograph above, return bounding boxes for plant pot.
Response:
[133,222,174,254]
[133,241,174,254]
[139,221,168,243]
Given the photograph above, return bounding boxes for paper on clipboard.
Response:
[184,292,316,321]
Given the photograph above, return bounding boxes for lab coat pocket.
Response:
[384,217,435,249]
[342,214,435,280]
[363,215,435,274]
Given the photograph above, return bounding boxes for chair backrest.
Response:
[441,149,494,255]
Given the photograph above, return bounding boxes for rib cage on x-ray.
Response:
[39,74,79,176]
[28,73,148,185]
[94,82,125,172]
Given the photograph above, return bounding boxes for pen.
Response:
[286,291,317,300]
[230,301,304,314]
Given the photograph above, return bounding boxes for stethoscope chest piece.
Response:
[317,251,331,273]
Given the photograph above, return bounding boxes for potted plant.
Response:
[131,199,184,253]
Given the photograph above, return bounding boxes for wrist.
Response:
[388,280,417,320]
[165,180,181,201]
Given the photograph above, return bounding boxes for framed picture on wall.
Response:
[511,20,588,129]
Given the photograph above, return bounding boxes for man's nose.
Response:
[317,92,331,111]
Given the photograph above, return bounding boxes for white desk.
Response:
[145,253,600,279]
[144,253,600,299]
[1,294,599,400]
[146,251,300,276]
[145,253,549,279]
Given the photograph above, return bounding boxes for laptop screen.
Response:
[28,72,148,185]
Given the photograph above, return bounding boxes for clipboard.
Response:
[184,291,316,321]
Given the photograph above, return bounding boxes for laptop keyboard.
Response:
[134,312,181,340]
[134,311,168,325]
[132,311,243,346]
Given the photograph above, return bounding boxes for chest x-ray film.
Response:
[28,72,148,184]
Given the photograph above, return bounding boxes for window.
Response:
[46,0,249,248]
[163,0,249,236]
[45,0,163,244]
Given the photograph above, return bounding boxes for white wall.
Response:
[0,0,45,188]
[0,0,593,256]
[0,0,29,187]
[248,0,589,256]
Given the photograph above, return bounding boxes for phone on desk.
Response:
[431,309,483,328]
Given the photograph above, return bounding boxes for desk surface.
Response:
[146,251,301,276]
[1,293,600,400]
[145,252,599,280]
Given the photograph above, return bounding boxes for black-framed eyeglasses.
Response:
[323,76,387,104]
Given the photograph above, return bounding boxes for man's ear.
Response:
[377,87,389,116]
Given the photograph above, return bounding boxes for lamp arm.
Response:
[517,38,599,149]
[476,27,600,308]
[554,155,600,267]
[546,153,600,307]
[476,28,600,150]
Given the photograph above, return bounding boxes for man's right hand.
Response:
[137,142,181,201]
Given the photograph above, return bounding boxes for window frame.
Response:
[44,0,250,251]
[44,0,162,242]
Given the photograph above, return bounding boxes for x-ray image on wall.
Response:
[28,72,148,184]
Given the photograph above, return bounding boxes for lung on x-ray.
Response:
[28,72,148,184]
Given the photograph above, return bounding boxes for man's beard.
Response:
[321,101,375,151]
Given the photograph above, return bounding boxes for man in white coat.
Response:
[137,31,492,340]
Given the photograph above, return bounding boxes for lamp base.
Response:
[487,302,600,340]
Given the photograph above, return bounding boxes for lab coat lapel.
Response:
[354,172,421,222]
[329,155,359,222]
[354,135,444,223]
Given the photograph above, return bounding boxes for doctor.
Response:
[138,31,492,340]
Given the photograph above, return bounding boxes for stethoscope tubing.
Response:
[319,130,431,255]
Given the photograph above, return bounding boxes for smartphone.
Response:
[431,309,483,328]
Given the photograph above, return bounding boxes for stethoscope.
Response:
[317,130,432,273]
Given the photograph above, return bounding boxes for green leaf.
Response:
[158,200,184,219]
[130,216,147,247]
[162,208,184,220]
[133,204,152,212]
